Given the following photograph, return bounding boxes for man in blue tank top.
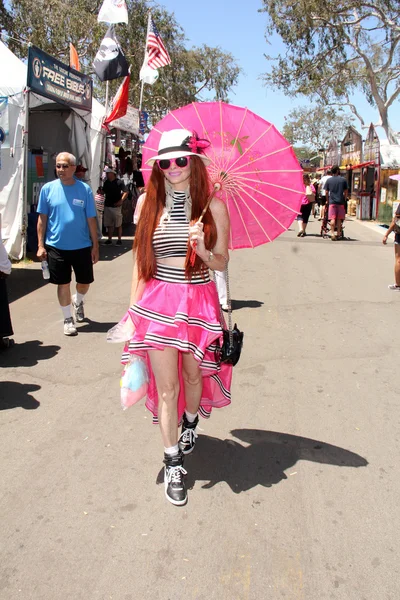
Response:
[37,152,99,336]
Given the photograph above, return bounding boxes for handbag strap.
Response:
[214,257,233,347]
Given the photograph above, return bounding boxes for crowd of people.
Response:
[296,166,348,241]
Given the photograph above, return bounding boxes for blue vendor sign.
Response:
[27,46,92,112]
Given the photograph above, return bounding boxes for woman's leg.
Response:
[394,244,400,286]
[179,352,202,455]
[148,348,180,448]
[302,204,312,233]
[297,216,303,235]
[148,347,187,506]
[182,352,203,414]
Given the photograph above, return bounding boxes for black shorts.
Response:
[46,245,94,285]
[317,197,327,206]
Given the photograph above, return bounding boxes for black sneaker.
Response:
[164,452,187,506]
[179,413,199,455]
[104,239,112,245]
[116,239,122,245]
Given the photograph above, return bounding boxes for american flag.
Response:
[146,15,171,69]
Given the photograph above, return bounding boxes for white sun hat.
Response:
[146,128,211,166]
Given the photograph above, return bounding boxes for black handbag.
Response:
[216,263,244,366]
[220,323,244,366]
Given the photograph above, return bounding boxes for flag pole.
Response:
[102,79,110,170]
[138,79,145,113]
[139,11,151,113]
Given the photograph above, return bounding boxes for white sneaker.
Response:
[64,317,77,336]
[72,294,85,322]
[388,284,400,291]
[221,303,229,311]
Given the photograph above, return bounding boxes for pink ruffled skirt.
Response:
[121,275,232,422]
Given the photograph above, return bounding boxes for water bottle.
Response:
[41,260,50,280]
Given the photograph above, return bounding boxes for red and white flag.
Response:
[146,14,171,70]
[103,74,130,129]
[98,0,128,25]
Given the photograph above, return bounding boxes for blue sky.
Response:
[163,0,400,140]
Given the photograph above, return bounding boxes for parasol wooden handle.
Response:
[190,182,221,266]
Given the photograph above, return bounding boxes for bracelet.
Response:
[203,250,214,263]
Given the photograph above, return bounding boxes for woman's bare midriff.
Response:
[157,257,187,268]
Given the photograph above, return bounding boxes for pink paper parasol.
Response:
[141,101,304,249]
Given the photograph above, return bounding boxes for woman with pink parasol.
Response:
[122,128,232,506]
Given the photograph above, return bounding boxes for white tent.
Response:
[0,41,106,259]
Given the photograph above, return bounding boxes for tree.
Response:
[291,145,320,167]
[260,0,400,143]
[2,0,240,120]
[4,0,104,62]
[282,105,354,152]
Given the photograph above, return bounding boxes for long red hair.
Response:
[134,156,217,281]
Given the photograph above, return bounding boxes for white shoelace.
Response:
[166,465,187,485]
[180,428,198,445]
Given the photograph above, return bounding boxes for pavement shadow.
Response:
[157,429,368,493]
[0,340,60,368]
[0,382,41,410]
[99,241,133,262]
[231,300,264,311]
[7,268,47,304]
[77,320,117,334]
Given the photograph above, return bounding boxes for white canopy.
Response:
[0,41,106,258]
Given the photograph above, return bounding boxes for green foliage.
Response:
[282,105,354,151]
[2,0,240,120]
[291,145,319,167]
[260,0,400,142]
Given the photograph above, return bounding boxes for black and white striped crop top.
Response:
[153,191,189,259]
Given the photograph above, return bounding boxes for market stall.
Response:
[0,41,106,258]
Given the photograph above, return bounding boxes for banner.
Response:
[139,111,148,134]
[103,75,130,129]
[140,53,159,85]
[0,97,9,149]
[98,0,128,24]
[93,26,129,82]
[28,46,92,111]
[69,43,80,71]
[111,105,140,136]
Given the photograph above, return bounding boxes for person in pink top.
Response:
[296,173,315,237]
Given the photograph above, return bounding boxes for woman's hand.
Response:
[189,221,207,259]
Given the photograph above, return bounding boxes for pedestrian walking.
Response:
[324,166,348,241]
[74,164,88,181]
[296,173,315,237]
[95,186,105,240]
[312,175,320,218]
[36,152,99,336]
[122,128,232,506]
[103,167,128,245]
[0,215,14,350]
[382,203,400,290]
[318,169,332,222]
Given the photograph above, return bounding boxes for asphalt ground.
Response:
[1,215,399,600]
